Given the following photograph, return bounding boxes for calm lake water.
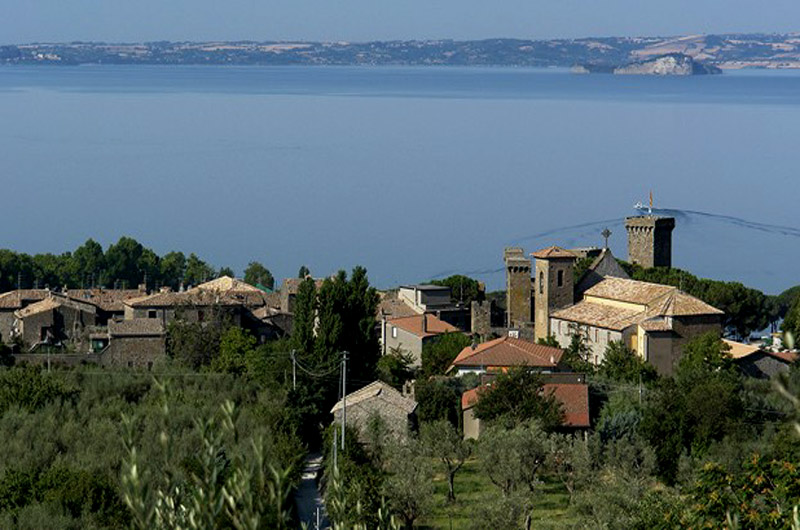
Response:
[1,65,798,293]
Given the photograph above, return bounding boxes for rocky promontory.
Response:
[574,53,723,76]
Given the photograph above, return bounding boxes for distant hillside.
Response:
[2,33,800,68]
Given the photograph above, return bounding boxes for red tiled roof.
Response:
[461,382,590,428]
[388,314,459,338]
[450,336,563,370]
[531,246,577,260]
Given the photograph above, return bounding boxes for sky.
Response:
[2,0,800,44]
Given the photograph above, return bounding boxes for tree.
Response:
[244,261,274,290]
[675,331,732,376]
[563,323,594,372]
[414,378,462,426]
[783,294,800,349]
[291,277,317,357]
[68,238,105,287]
[420,420,472,502]
[217,266,235,278]
[104,236,145,288]
[429,275,483,305]
[383,437,433,530]
[159,251,186,289]
[600,341,658,383]
[537,335,560,348]
[183,253,215,286]
[420,332,472,377]
[376,346,415,389]
[546,433,591,503]
[210,327,256,375]
[473,368,564,431]
[297,265,310,279]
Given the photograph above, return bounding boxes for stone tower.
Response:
[625,216,676,268]
[504,247,531,329]
[533,246,577,342]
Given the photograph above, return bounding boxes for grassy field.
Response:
[417,458,580,529]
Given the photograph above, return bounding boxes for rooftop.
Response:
[388,313,459,338]
[531,246,577,260]
[461,382,589,428]
[331,380,417,415]
[584,277,675,306]
[551,301,643,331]
[450,336,564,370]
[109,319,166,337]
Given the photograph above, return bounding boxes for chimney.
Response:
[138,283,147,294]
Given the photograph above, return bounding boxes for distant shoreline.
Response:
[2,33,800,69]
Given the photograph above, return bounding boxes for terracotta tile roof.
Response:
[377,292,420,319]
[0,290,49,309]
[195,276,263,293]
[461,382,590,428]
[126,288,269,308]
[109,319,166,337]
[551,301,642,331]
[14,297,62,318]
[723,339,798,364]
[647,291,724,317]
[531,246,577,259]
[331,380,417,415]
[66,289,145,312]
[388,314,459,338]
[584,277,675,306]
[543,383,590,428]
[14,295,97,319]
[450,336,563,370]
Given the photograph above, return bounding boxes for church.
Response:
[504,214,723,375]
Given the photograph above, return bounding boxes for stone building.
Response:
[504,248,532,330]
[0,289,50,344]
[380,313,460,367]
[625,215,675,268]
[12,295,97,351]
[331,381,418,442]
[725,339,798,379]
[101,319,167,369]
[533,246,577,342]
[550,277,723,375]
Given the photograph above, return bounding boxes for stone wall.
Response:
[102,336,167,369]
[534,256,575,342]
[471,300,492,339]
[332,401,414,443]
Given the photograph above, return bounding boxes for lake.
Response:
[0,65,798,294]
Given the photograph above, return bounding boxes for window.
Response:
[147,310,157,319]
[392,326,397,339]
[539,272,544,294]
[127,361,133,368]
[557,270,564,287]
[147,362,153,371]
[607,331,611,343]
[198,310,205,322]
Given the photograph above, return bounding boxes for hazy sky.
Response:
[3,0,800,43]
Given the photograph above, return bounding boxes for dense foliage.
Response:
[428,275,483,306]
[0,237,272,292]
[420,332,472,377]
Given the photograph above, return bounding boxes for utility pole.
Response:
[291,349,297,390]
[341,351,349,451]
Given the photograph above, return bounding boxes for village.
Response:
[0,210,795,441]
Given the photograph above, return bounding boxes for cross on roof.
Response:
[601,228,612,249]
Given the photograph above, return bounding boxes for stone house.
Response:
[0,289,50,344]
[447,336,565,376]
[725,339,798,379]
[380,313,460,367]
[330,381,418,443]
[461,373,590,440]
[550,277,723,375]
[101,319,167,369]
[66,287,146,325]
[12,295,97,351]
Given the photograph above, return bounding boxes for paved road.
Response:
[295,452,329,529]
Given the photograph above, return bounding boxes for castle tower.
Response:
[533,246,577,342]
[504,247,532,329]
[625,216,676,268]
